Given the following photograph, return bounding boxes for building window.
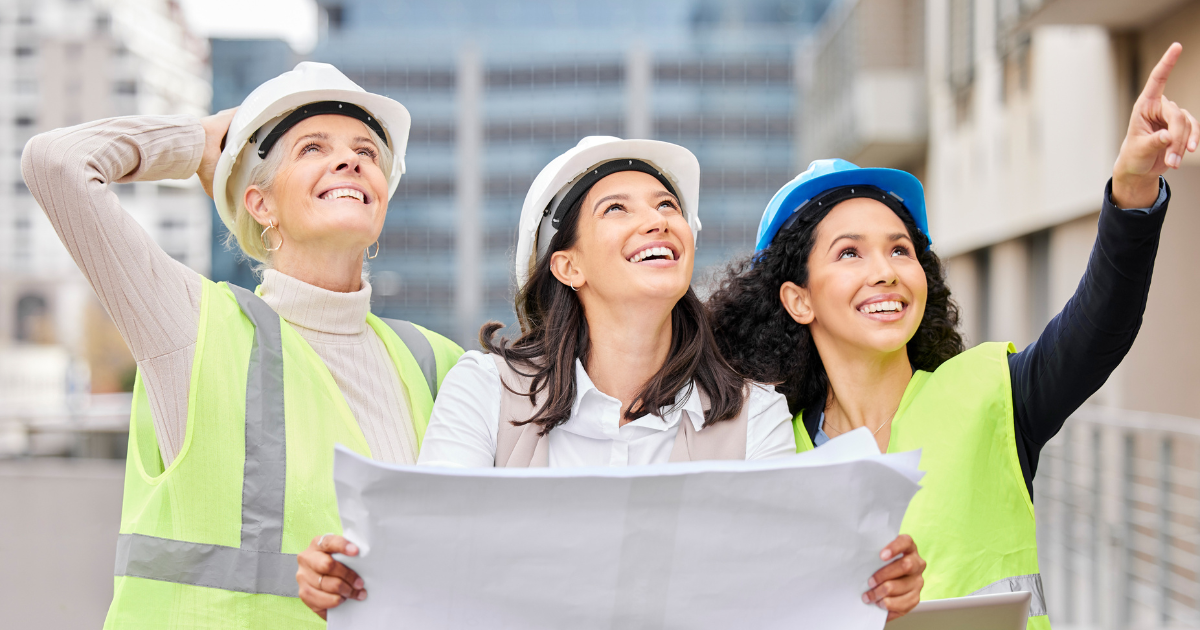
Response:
[114,80,137,95]
[15,115,35,127]
[15,294,50,343]
[14,46,35,57]
[974,246,991,342]
[1026,229,1051,334]
[323,4,344,30]
[947,0,975,92]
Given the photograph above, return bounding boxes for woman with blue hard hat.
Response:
[707,44,1197,629]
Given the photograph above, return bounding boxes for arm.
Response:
[1010,43,1197,489]
[21,116,208,361]
[416,351,501,467]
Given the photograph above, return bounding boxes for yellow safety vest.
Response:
[103,278,462,629]
[795,342,1050,630]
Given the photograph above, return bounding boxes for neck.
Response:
[579,295,674,425]
[815,332,912,446]
[270,246,365,293]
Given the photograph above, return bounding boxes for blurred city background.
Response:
[0,0,1198,627]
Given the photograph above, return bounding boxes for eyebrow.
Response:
[827,233,862,253]
[592,193,629,212]
[353,136,377,146]
[293,132,329,145]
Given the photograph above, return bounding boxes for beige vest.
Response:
[491,355,749,466]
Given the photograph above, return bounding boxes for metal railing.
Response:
[0,392,131,458]
[1035,405,1200,630]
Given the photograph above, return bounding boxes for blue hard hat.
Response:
[754,159,929,252]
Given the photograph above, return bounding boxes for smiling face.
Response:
[782,197,927,358]
[244,114,389,256]
[550,170,693,310]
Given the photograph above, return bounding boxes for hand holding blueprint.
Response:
[328,428,923,630]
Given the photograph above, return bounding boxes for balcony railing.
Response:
[1035,404,1200,629]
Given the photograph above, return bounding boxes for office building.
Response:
[302,0,834,345]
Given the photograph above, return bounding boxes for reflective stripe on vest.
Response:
[970,573,1047,617]
[113,285,296,597]
[380,317,439,399]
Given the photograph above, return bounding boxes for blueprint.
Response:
[328,428,923,630]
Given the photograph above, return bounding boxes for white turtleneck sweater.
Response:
[22,115,418,466]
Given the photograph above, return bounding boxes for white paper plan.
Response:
[327,428,923,630]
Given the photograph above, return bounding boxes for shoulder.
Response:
[742,382,798,459]
[445,350,501,380]
[410,322,465,358]
[932,341,1014,374]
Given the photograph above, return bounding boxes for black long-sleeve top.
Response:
[804,179,1170,499]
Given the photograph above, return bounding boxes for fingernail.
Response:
[881,549,893,561]
[877,601,888,610]
[354,578,364,589]
[1190,141,1198,152]
[868,577,877,588]
[346,543,359,555]
[862,593,872,604]
[1168,153,1181,167]
[357,590,368,601]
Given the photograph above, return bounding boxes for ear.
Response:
[243,185,274,228]
[779,281,815,325]
[549,250,585,291]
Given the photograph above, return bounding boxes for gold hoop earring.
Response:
[366,241,380,260]
[260,221,282,252]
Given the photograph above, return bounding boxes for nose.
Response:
[640,204,670,235]
[332,147,362,175]
[868,254,899,287]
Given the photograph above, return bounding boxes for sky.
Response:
[176,0,319,53]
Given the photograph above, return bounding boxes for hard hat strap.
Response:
[255,101,389,159]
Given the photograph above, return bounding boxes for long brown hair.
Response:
[480,185,746,435]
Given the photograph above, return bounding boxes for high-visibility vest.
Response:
[103,278,463,629]
[794,342,1050,630]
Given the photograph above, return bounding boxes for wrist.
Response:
[1111,173,1160,209]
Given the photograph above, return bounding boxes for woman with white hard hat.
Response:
[299,136,928,621]
[707,44,1198,630]
[22,62,462,628]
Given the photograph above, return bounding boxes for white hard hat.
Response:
[213,62,411,233]
[514,136,701,289]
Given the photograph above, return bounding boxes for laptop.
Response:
[884,591,1032,630]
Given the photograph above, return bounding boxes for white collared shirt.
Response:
[418,351,797,468]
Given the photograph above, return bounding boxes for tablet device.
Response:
[883,591,1032,630]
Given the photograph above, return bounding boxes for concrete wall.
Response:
[0,458,123,629]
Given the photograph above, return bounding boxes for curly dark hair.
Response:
[480,183,747,436]
[706,193,964,415]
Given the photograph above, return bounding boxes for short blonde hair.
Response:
[226,125,394,263]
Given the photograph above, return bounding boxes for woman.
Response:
[706,44,1197,630]
[299,136,926,621]
[22,62,461,629]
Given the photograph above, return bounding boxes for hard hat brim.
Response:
[755,166,928,252]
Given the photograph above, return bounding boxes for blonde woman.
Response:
[22,63,461,629]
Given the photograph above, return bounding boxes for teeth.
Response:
[321,188,365,202]
[861,300,903,314]
[627,246,675,263]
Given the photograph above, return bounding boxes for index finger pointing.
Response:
[1142,43,1183,102]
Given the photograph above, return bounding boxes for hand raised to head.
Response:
[197,108,237,199]
[1113,43,1198,208]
